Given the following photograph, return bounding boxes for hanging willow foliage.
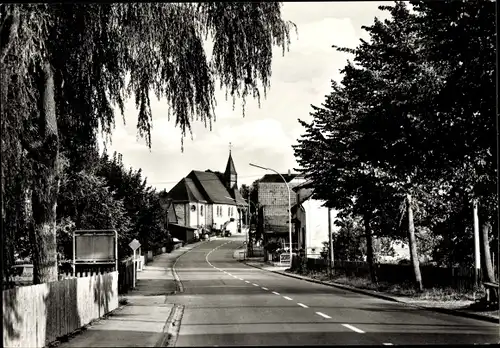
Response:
[1,3,295,283]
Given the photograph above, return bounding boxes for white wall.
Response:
[212,203,237,230]
[187,202,208,229]
[302,198,340,258]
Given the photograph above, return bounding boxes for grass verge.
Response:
[290,269,485,302]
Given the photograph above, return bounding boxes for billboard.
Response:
[73,230,118,268]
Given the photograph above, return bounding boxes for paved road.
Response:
[170,235,499,346]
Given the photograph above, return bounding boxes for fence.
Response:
[296,257,486,291]
[248,247,264,258]
[3,271,118,348]
[118,257,136,294]
[58,259,136,295]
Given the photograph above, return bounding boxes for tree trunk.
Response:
[480,221,495,283]
[29,62,60,284]
[407,193,423,292]
[363,212,377,284]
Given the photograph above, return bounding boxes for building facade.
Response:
[256,172,305,257]
[292,180,340,258]
[167,150,247,240]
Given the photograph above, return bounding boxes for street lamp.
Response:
[249,163,292,266]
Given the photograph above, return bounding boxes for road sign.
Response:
[129,239,141,251]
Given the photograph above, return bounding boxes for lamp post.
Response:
[250,163,292,266]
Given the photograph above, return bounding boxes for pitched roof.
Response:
[167,178,207,203]
[292,179,314,192]
[229,186,247,206]
[187,170,235,205]
[259,173,299,183]
[224,152,237,176]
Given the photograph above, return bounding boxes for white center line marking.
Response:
[252,283,259,287]
[383,344,393,346]
[283,296,293,300]
[272,291,280,295]
[237,278,243,280]
[245,280,250,283]
[297,303,308,308]
[316,312,331,319]
[342,324,365,334]
[261,287,269,290]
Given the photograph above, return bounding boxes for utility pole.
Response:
[328,207,333,277]
[473,199,481,285]
[246,194,250,260]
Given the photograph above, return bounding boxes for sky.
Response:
[99,2,392,192]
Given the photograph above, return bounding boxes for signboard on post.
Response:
[129,239,141,251]
[73,229,118,274]
[279,253,291,265]
[129,239,141,289]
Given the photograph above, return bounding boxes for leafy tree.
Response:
[56,169,133,260]
[239,183,260,226]
[323,214,365,262]
[295,1,496,291]
[96,152,152,252]
[293,77,401,283]
[1,3,294,283]
[410,0,497,282]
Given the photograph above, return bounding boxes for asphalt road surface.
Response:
[170,235,499,346]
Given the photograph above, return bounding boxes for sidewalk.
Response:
[54,241,206,347]
[244,260,499,324]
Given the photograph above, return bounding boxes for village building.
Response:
[292,180,340,259]
[256,171,305,260]
[165,149,247,242]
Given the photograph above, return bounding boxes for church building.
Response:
[166,148,247,239]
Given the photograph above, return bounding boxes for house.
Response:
[166,150,247,240]
[158,194,199,244]
[256,171,305,260]
[292,180,340,258]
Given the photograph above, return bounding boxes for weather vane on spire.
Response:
[229,142,232,154]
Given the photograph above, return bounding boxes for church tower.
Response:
[224,144,237,189]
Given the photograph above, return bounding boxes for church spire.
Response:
[224,143,237,189]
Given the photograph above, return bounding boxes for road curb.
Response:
[155,304,184,347]
[243,261,499,324]
[171,240,208,294]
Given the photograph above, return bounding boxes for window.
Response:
[191,204,196,212]
[228,207,230,216]
[200,205,203,216]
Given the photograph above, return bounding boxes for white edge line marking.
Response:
[297,303,308,308]
[316,312,331,319]
[261,287,269,290]
[283,296,293,300]
[342,324,365,333]
[272,291,280,295]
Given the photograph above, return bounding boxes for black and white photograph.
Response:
[1,1,499,347]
